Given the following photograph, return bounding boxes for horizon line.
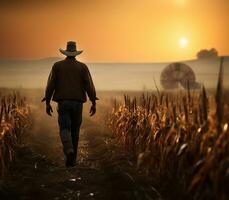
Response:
[0,55,228,64]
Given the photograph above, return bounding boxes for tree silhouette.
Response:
[197,48,218,59]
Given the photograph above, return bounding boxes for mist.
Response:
[0,57,229,90]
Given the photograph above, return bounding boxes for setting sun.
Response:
[179,37,189,48]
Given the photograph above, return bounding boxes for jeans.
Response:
[57,100,83,161]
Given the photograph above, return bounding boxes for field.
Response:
[0,60,229,200]
[109,89,229,199]
[1,89,149,200]
[108,60,229,199]
[0,91,31,176]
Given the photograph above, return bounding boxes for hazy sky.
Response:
[0,0,228,62]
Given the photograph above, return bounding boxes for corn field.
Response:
[109,58,229,199]
[0,92,31,176]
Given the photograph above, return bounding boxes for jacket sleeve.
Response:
[45,64,57,103]
[83,65,97,104]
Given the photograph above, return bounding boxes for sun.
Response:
[179,37,189,48]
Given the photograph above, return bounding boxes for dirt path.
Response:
[0,103,161,200]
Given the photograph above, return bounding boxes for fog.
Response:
[0,57,229,90]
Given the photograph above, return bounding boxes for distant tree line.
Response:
[197,48,218,59]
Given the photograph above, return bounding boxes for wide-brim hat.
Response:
[59,41,83,57]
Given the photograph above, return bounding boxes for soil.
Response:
[0,102,161,200]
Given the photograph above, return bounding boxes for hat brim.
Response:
[59,48,83,56]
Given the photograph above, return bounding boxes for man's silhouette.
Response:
[42,41,97,167]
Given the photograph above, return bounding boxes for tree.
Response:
[197,48,218,59]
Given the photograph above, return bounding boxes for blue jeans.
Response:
[57,100,83,161]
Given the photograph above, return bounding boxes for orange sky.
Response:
[0,0,228,62]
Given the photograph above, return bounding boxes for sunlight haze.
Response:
[0,0,228,62]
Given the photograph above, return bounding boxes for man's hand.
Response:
[89,104,96,116]
[41,97,46,102]
[46,104,53,116]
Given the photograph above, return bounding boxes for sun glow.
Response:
[179,37,189,48]
[175,0,186,6]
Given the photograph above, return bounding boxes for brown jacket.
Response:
[45,57,97,104]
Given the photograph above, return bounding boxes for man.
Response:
[42,41,98,167]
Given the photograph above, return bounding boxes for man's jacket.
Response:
[45,57,97,103]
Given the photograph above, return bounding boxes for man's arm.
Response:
[42,64,57,116]
[83,65,98,115]
[45,64,57,105]
[84,65,97,104]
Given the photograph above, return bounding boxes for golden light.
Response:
[179,37,189,48]
[175,0,186,6]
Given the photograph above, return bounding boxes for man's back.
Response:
[45,57,96,103]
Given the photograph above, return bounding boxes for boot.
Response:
[65,152,76,167]
[59,129,75,167]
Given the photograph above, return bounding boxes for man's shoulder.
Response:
[50,60,61,70]
[75,60,89,72]
[52,59,68,70]
[76,60,87,67]
[53,59,65,66]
